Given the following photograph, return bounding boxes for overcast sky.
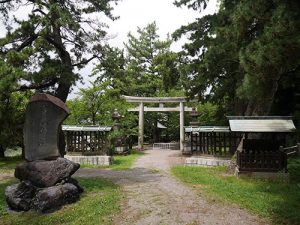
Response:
[106,0,218,50]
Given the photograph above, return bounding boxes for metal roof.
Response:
[228,118,296,132]
[62,125,112,132]
[185,126,230,133]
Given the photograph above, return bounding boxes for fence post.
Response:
[297,143,300,157]
[279,146,284,152]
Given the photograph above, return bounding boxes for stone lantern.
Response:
[183,107,199,155]
[112,109,128,154]
[189,107,199,126]
[112,109,121,130]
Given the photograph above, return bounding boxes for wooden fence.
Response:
[65,130,110,155]
[237,139,288,172]
[190,132,242,157]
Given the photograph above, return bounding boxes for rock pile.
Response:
[5,93,83,213]
[5,158,83,212]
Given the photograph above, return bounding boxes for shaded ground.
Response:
[75,150,268,225]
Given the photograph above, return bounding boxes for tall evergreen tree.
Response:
[174,0,300,119]
[124,22,179,96]
[0,0,119,102]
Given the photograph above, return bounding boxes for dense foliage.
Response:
[174,0,300,125]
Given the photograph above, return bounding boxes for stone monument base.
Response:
[5,158,83,213]
[65,155,113,166]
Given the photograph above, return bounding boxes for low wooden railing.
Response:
[280,144,300,157]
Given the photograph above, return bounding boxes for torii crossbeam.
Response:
[122,95,194,151]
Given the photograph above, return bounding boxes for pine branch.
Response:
[15,77,59,91]
[72,56,97,67]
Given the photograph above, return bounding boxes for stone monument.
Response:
[5,93,83,213]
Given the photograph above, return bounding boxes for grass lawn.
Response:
[0,177,122,225]
[172,158,300,225]
[80,149,145,170]
[0,157,23,174]
[0,152,130,225]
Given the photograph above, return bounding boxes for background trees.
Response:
[174,0,300,131]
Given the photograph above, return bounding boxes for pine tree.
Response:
[0,0,119,102]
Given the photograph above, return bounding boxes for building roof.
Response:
[185,126,230,133]
[227,116,296,132]
[62,125,112,132]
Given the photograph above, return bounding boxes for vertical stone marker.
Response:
[24,93,70,161]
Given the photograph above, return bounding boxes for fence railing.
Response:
[280,144,300,157]
[189,132,242,157]
[152,142,179,150]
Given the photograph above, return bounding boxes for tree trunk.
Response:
[49,21,74,103]
[54,57,73,102]
[245,78,279,116]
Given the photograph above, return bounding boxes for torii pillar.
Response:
[179,101,185,151]
[138,102,144,149]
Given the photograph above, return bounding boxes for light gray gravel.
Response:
[75,150,269,225]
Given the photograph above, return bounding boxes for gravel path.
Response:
[75,150,268,225]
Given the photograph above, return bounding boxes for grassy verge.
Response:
[0,177,122,225]
[0,157,23,174]
[172,158,300,225]
[80,149,145,170]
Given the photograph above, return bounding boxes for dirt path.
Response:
[75,150,268,225]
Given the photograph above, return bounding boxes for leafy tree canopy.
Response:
[0,0,119,102]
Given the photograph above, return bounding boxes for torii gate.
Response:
[122,95,193,151]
